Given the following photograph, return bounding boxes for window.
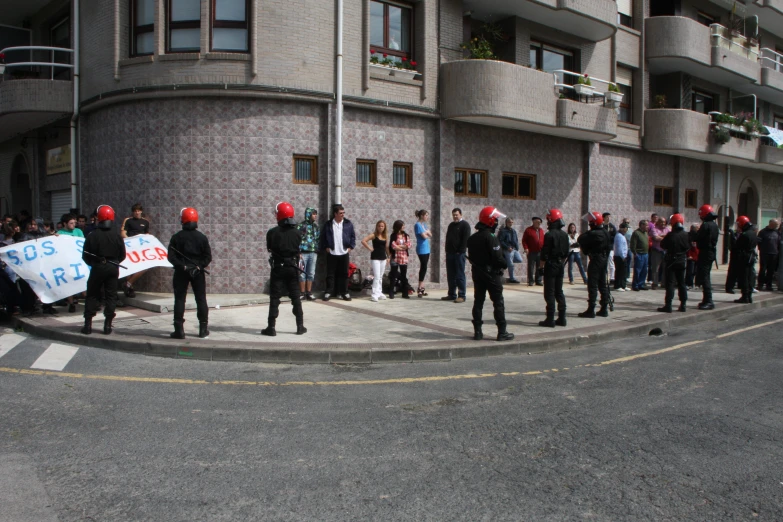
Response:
[454,169,487,197]
[392,162,412,188]
[774,114,783,130]
[356,160,377,187]
[696,11,716,27]
[211,0,249,52]
[370,0,412,63]
[617,66,633,124]
[501,173,537,200]
[293,155,318,184]
[131,0,155,56]
[617,0,633,28]
[50,17,70,80]
[530,41,574,74]
[168,0,201,53]
[692,91,715,114]
[654,186,674,206]
[685,189,698,208]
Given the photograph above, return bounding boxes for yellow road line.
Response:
[714,317,783,339]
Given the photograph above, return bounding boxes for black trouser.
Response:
[389,263,410,297]
[268,265,303,328]
[471,269,506,329]
[697,254,714,303]
[543,261,565,316]
[417,254,429,283]
[613,256,627,289]
[325,253,350,296]
[18,279,38,313]
[736,255,756,300]
[758,253,778,288]
[173,268,208,324]
[586,256,609,307]
[725,253,738,291]
[664,262,687,306]
[527,252,542,284]
[84,264,119,319]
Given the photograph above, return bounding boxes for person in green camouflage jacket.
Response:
[298,207,320,301]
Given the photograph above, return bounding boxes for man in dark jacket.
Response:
[318,204,356,301]
[734,216,758,304]
[658,213,689,313]
[497,217,521,284]
[467,207,514,342]
[696,205,720,309]
[168,207,212,339]
[443,208,471,303]
[539,209,570,327]
[81,205,127,335]
[757,219,779,291]
[578,212,611,318]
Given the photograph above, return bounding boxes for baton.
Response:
[269,250,306,275]
[83,250,128,270]
[169,246,210,275]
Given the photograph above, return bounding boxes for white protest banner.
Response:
[0,233,172,304]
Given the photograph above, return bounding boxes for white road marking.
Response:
[30,344,79,372]
[0,334,26,359]
[54,310,136,324]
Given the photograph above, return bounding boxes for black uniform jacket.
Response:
[467,223,507,273]
[578,228,610,260]
[541,228,570,264]
[696,219,719,257]
[267,222,303,261]
[735,225,758,263]
[168,227,212,270]
[82,227,126,266]
[661,228,690,266]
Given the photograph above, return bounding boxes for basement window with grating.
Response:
[293,155,318,185]
[356,160,377,187]
[392,162,412,188]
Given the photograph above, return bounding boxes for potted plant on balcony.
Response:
[573,74,594,96]
[712,125,732,145]
[605,83,624,108]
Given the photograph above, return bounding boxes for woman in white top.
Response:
[567,222,588,285]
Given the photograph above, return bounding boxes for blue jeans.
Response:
[446,252,467,299]
[503,249,523,280]
[567,251,587,283]
[299,252,317,282]
[632,253,648,289]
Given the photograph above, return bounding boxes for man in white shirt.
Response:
[318,204,356,301]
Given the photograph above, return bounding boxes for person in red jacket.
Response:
[522,217,545,286]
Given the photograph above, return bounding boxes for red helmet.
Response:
[276,202,295,222]
[586,211,603,227]
[670,213,685,229]
[96,205,115,222]
[698,204,716,220]
[546,208,564,227]
[736,215,751,229]
[181,207,199,224]
[478,206,506,228]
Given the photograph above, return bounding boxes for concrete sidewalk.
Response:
[15,267,783,364]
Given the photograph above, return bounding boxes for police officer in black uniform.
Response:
[696,204,720,310]
[467,206,514,342]
[539,208,570,328]
[658,213,690,313]
[733,215,757,304]
[262,202,306,336]
[578,212,611,318]
[168,207,212,339]
[81,205,126,335]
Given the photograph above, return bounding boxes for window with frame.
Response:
[131,0,155,56]
[392,162,412,188]
[617,66,633,124]
[293,155,318,185]
[51,17,71,80]
[370,0,412,64]
[685,189,698,208]
[501,173,537,200]
[168,0,201,53]
[696,11,717,27]
[356,160,377,187]
[454,169,487,197]
[211,0,249,52]
[692,91,715,114]
[529,41,574,74]
[617,0,633,28]
[654,186,674,206]
[774,114,783,130]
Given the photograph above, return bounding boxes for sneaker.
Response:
[569,281,574,285]
[528,282,534,286]
[342,294,352,301]
[535,282,543,286]
[640,285,649,291]
[378,295,387,300]
[441,296,456,301]
[370,297,378,302]
[322,293,331,301]
[306,293,317,301]
[454,297,465,303]
[508,279,520,284]
[632,287,640,292]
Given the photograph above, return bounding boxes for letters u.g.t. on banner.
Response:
[0,234,172,304]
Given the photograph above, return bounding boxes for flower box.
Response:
[0,64,5,75]
[391,69,418,80]
[573,83,594,96]
[369,63,392,76]
[605,91,623,108]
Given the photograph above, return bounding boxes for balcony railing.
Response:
[761,48,783,72]
[552,69,624,109]
[0,46,74,80]
[709,24,760,61]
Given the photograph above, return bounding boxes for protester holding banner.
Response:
[57,213,85,313]
[81,205,126,335]
[121,203,150,298]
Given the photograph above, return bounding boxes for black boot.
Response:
[678,303,686,312]
[555,310,567,327]
[103,313,115,335]
[596,305,609,317]
[199,322,209,339]
[81,316,92,335]
[734,297,750,304]
[697,301,714,310]
[578,305,595,318]
[170,322,185,339]
[261,326,277,336]
[538,311,556,328]
[296,317,307,335]
[657,303,672,313]
[472,320,483,341]
[496,325,515,342]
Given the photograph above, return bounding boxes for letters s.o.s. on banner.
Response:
[0,234,172,304]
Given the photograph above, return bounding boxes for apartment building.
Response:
[1,0,782,293]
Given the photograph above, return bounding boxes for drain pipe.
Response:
[335,0,344,205]
[70,0,80,211]
[723,165,731,264]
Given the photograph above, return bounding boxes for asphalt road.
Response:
[1,305,782,521]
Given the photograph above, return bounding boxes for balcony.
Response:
[761,0,783,15]
[750,48,783,106]
[440,60,617,142]
[0,46,74,142]
[462,0,617,42]
[646,17,760,91]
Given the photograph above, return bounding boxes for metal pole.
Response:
[70,0,80,211]
[335,0,343,205]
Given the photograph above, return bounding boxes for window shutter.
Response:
[616,66,633,86]
[617,0,632,17]
[50,190,72,222]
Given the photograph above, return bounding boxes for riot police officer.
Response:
[578,212,611,318]
[81,205,126,335]
[262,202,306,336]
[733,215,757,304]
[658,213,689,313]
[467,206,514,341]
[696,204,720,310]
[168,207,212,339]
[539,208,570,327]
